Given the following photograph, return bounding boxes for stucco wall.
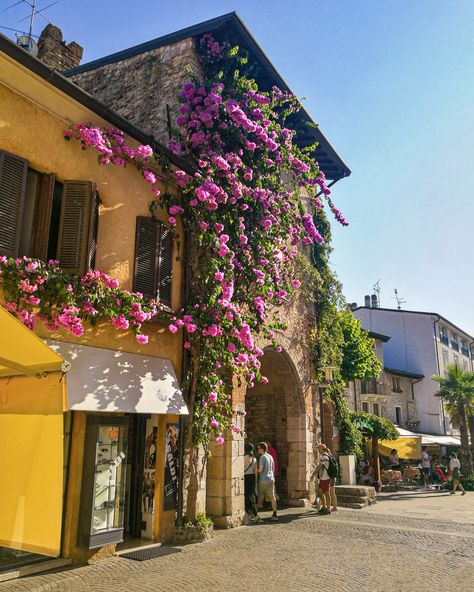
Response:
[354,308,444,433]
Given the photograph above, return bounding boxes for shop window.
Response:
[133,216,173,308]
[78,417,129,549]
[0,150,98,274]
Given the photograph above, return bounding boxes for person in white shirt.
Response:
[421,446,431,489]
[449,453,466,495]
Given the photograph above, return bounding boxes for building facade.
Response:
[61,12,350,526]
[0,34,189,576]
[353,306,474,435]
[344,332,421,429]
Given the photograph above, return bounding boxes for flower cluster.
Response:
[64,124,161,198]
[0,257,162,343]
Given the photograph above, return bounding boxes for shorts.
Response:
[422,467,430,476]
[258,480,276,501]
[319,479,330,492]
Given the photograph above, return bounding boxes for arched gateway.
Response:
[206,345,317,527]
[245,347,310,503]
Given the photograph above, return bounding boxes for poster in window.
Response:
[163,423,179,510]
[141,422,157,538]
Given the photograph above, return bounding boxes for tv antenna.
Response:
[393,289,406,310]
[373,279,381,307]
[0,0,59,53]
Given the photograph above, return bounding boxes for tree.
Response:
[433,365,474,473]
[339,309,382,381]
[320,310,383,457]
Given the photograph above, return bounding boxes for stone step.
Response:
[337,502,366,510]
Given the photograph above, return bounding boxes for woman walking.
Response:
[449,453,467,495]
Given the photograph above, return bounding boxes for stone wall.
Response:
[70,38,202,145]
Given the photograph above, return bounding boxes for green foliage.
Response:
[339,309,381,381]
[184,512,213,533]
[327,379,363,456]
[350,411,399,441]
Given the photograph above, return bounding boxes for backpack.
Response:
[327,455,339,479]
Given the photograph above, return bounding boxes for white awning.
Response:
[46,340,188,415]
[421,434,461,447]
[396,427,460,447]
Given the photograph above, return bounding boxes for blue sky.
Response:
[2,0,473,334]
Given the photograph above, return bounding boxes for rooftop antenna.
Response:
[393,289,406,310]
[3,1,59,54]
[373,279,381,308]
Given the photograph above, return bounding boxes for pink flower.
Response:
[168,324,178,334]
[216,437,225,445]
[209,391,218,404]
[136,334,149,344]
[143,170,157,185]
[214,223,224,234]
[168,216,177,225]
[184,341,191,349]
[210,418,219,429]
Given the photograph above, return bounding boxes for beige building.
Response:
[345,331,421,429]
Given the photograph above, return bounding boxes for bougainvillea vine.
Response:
[1,35,348,448]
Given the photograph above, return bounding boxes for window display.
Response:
[78,417,129,548]
[92,425,127,534]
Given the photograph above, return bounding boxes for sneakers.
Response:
[462,491,467,496]
[253,515,261,523]
[318,508,331,515]
[331,507,338,512]
[271,513,279,521]
[450,491,456,495]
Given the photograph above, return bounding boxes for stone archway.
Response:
[245,347,308,504]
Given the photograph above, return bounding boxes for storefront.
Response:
[0,318,187,578]
[46,340,188,557]
[0,307,68,575]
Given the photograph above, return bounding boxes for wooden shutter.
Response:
[56,181,97,275]
[134,216,160,300]
[0,150,28,257]
[31,173,55,261]
[157,224,173,308]
[133,217,174,307]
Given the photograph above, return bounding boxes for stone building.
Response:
[41,13,350,526]
[344,330,421,429]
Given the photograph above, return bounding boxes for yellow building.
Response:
[0,33,188,578]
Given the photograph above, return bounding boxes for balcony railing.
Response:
[440,335,449,345]
[451,340,459,351]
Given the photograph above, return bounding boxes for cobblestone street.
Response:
[2,491,473,592]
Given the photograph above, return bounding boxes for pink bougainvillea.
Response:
[1,35,348,448]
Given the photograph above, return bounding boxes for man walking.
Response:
[257,442,278,521]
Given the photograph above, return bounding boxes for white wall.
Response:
[354,308,444,434]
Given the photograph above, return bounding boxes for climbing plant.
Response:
[1,35,349,448]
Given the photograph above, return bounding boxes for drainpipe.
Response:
[432,315,447,435]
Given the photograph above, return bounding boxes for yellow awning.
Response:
[0,307,65,377]
[377,437,422,460]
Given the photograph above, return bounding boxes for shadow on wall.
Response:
[46,340,187,414]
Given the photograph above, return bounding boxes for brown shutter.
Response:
[31,173,55,260]
[157,224,173,308]
[56,181,96,275]
[0,150,28,257]
[133,216,160,300]
[86,190,99,271]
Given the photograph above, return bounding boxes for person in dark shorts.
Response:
[244,443,260,521]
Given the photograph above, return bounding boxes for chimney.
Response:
[364,295,371,308]
[349,302,358,311]
[37,24,83,71]
[371,294,378,308]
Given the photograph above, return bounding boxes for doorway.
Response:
[124,414,147,539]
